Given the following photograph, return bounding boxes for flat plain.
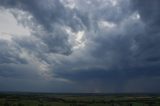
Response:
[0,92,160,106]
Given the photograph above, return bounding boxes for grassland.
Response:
[0,92,160,106]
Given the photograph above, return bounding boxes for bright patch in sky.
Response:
[98,20,116,29]
[0,10,31,38]
[131,12,141,20]
[110,0,118,6]
[60,0,76,9]
[74,31,85,49]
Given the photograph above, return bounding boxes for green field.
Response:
[0,93,160,106]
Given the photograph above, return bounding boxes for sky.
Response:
[0,0,160,93]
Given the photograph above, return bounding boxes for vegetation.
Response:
[0,93,160,106]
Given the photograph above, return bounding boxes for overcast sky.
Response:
[0,0,160,93]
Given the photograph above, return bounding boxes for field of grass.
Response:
[0,92,160,106]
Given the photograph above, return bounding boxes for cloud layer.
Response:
[0,0,160,92]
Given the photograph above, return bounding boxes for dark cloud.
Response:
[0,0,160,92]
[0,0,64,30]
[0,64,39,78]
[0,38,26,64]
[0,0,74,55]
[131,0,160,65]
[132,0,160,26]
[55,64,160,92]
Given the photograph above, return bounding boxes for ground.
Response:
[0,93,160,106]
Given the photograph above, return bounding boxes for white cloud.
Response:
[0,9,31,37]
[60,0,76,9]
[98,20,117,29]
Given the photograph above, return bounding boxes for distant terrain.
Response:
[0,92,160,106]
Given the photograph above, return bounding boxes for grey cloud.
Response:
[0,38,26,64]
[131,0,160,65]
[132,0,160,27]
[125,76,160,93]
[0,0,74,55]
[0,0,160,92]
[0,63,39,78]
[0,0,64,30]
[50,0,160,92]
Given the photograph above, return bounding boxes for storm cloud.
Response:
[0,0,160,93]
